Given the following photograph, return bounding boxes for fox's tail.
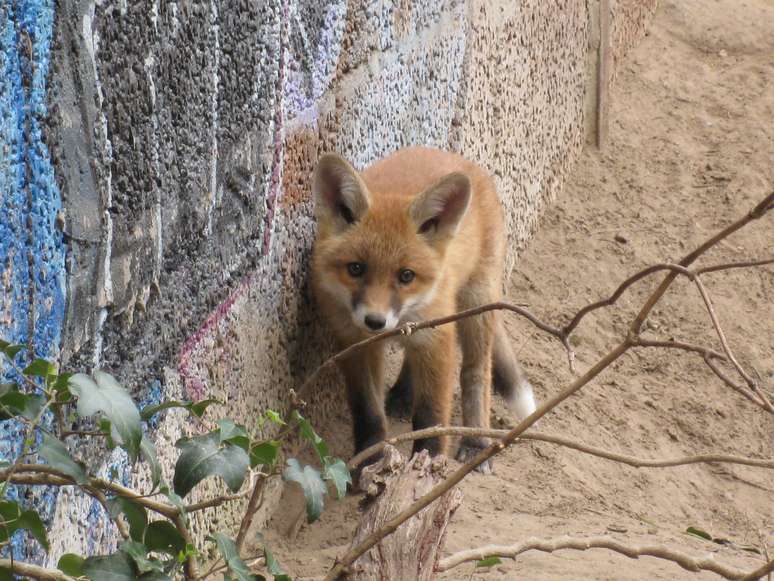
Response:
[492,313,537,420]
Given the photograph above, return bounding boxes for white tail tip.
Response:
[510,382,537,420]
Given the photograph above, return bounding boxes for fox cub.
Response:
[311,147,536,473]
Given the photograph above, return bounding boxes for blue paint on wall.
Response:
[0,0,66,563]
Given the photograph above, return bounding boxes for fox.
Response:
[310,146,537,474]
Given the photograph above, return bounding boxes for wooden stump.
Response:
[346,446,463,580]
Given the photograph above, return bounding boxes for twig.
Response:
[633,338,771,411]
[347,426,774,472]
[0,559,77,581]
[742,557,774,581]
[297,302,571,402]
[436,534,754,579]
[235,473,268,551]
[630,192,773,335]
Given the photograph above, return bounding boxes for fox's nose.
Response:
[364,314,386,331]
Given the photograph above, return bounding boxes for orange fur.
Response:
[311,147,536,469]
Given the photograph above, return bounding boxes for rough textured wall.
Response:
[0,0,658,564]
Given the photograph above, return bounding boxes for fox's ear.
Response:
[410,172,471,242]
[313,153,370,231]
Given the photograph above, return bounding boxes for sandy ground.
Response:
[261,1,774,578]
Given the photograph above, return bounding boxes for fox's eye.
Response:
[398,269,415,284]
[347,262,365,277]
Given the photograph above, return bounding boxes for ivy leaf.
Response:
[188,398,220,418]
[58,553,85,576]
[144,521,186,556]
[264,545,290,579]
[173,431,249,498]
[120,540,164,574]
[39,433,89,485]
[0,385,45,420]
[209,532,260,581]
[140,398,220,421]
[22,358,56,379]
[291,411,328,462]
[250,440,279,468]
[264,410,285,426]
[475,556,502,568]
[1,343,25,360]
[141,436,162,490]
[108,497,148,543]
[283,459,327,523]
[218,419,250,451]
[68,371,142,461]
[82,552,137,581]
[322,457,351,499]
[0,500,49,551]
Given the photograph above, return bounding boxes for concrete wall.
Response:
[0,0,658,563]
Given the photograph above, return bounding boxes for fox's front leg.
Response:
[406,327,455,457]
[338,344,387,462]
[455,308,495,474]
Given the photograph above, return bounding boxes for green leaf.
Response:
[58,553,85,576]
[120,540,164,574]
[160,486,187,520]
[52,372,74,393]
[140,398,220,421]
[39,433,89,484]
[264,410,285,426]
[250,440,279,468]
[22,358,55,379]
[68,371,142,461]
[188,398,220,418]
[283,459,326,523]
[291,411,328,462]
[209,532,260,581]
[0,500,49,551]
[173,431,249,498]
[177,543,199,564]
[141,436,162,490]
[0,567,10,581]
[108,497,148,543]
[83,552,137,581]
[686,527,712,541]
[145,521,186,556]
[322,457,351,499]
[218,419,250,451]
[475,556,502,568]
[2,343,25,360]
[0,386,45,420]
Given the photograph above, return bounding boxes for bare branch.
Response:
[297,302,571,402]
[741,558,774,581]
[696,257,774,275]
[0,559,77,581]
[436,534,753,579]
[630,192,773,334]
[347,426,774,472]
[235,473,268,551]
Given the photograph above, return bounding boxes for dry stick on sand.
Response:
[319,192,773,581]
[436,535,759,579]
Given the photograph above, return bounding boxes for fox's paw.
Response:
[455,437,493,475]
[508,380,537,421]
